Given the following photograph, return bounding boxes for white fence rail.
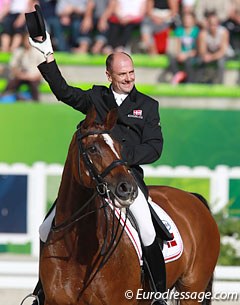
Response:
[0,162,240,256]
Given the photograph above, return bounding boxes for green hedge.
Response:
[0,52,240,69]
[1,78,240,98]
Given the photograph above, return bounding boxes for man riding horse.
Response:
[29,30,168,305]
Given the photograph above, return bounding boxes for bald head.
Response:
[106,52,133,73]
[105,52,135,94]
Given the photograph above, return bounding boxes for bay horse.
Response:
[40,107,220,305]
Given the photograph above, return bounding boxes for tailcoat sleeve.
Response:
[38,60,91,114]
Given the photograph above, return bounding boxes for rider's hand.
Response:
[29,31,53,59]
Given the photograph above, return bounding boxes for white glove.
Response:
[29,31,53,59]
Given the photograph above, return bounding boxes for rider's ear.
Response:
[82,106,97,129]
[104,107,118,130]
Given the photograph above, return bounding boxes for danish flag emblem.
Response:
[167,233,177,248]
[133,109,142,116]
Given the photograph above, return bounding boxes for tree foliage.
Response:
[214,209,240,265]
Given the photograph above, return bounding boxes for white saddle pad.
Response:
[109,198,183,265]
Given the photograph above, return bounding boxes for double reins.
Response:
[52,126,131,297]
[51,127,129,233]
[76,126,131,260]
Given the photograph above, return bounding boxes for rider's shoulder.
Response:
[136,89,158,106]
[92,84,109,93]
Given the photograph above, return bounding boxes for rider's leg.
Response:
[143,238,166,293]
[129,187,167,303]
[32,280,44,305]
[39,205,56,242]
[129,187,156,246]
[31,206,56,305]
[32,241,45,305]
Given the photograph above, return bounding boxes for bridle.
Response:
[51,126,131,233]
[76,127,128,195]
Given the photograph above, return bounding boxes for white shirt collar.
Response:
[112,89,128,106]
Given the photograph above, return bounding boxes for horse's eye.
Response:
[87,145,98,154]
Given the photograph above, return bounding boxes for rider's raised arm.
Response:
[29,31,92,114]
[38,59,92,114]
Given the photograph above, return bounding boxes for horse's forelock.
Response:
[80,121,106,135]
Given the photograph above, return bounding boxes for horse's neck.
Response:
[55,158,93,224]
[54,159,107,263]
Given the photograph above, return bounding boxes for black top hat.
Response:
[25,4,46,42]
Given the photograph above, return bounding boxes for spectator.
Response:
[197,11,229,84]
[169,11,199,84]
[56,0,94,53]
[90,0,109,54]
[222,0,240,56]
[140,0,180,55]
[39,0,68,51]
[194,0,231,29]
[0,0,10,33]
[0,34,43,102]
[102,0,148,54]
[0,0,37,52]
[180,0,196,14]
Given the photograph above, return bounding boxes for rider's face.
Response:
[106,54,135,94]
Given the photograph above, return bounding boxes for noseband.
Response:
[77,128,128,195]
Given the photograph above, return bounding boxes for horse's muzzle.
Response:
[114,180,138,208]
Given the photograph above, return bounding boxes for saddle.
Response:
[149,203,173,241]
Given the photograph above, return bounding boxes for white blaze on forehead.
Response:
[103,134,120,158]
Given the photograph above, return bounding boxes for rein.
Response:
[75,127,132,295]
[77,200,130,301]
[51,191,99,232]
[51,127,129,233]
[48,124,135,300]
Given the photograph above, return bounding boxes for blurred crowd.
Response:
[0,0,240,101]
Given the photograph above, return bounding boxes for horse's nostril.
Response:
[116,181,133,198]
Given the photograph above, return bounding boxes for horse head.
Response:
[74,107,138,208]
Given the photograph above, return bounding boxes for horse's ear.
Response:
[82,106,97,129]
[104,108,118,130]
